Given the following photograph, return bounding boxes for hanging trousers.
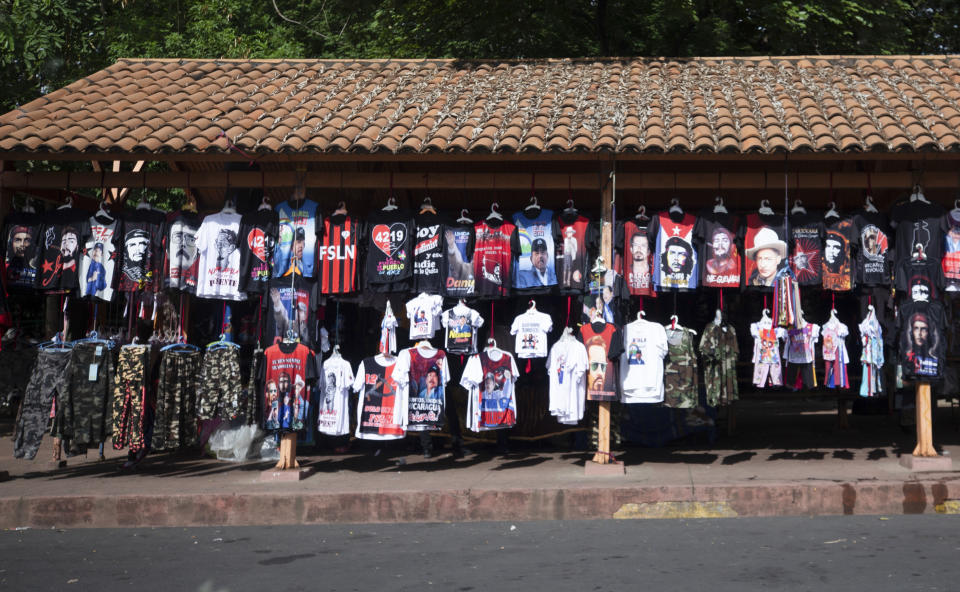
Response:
[13,348,71,460]
[152,349,201,451]
[52,342,114,453]
[197,347,242,421]
[112,345,151,452]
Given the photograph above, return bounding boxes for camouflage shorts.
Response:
[197,347,241,421]
[13,348,70,460]
[53,342,114,452]
[112,345,150,452]
[153,349,201,450]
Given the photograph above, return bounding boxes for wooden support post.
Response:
[592,163,614,466]
[913,383,937,457]
[274,432,300,470]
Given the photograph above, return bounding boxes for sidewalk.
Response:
[3,397,960,527]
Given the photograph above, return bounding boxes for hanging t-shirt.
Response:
[616,218,656,297]
[461,349,519,431]
[555,211,596,294]
[788,212,824,286]
[118,209,165,292]
[853,209,893,287]
[405,292,443,340]
[697,211,741,288]
[164,211,201,293]
[393,347,449,431]
[822,217,856,292]
[238,208,278,294]
[783,322,821,364]
[441,221,476,299]
[509,309,553,359]
[266,276,317,347]
[364,209,415,292]
[895,259,943,302]
[741,213,788,289]
[318,213,361,295]
[899,300,946,380]
[413,211,446,294]
[473,218,517,299]
[195,212,244,301]
[35,207,88,291]
[79,212,120,302]
[619,319,669,403]
[942,209,960,292]
[890,200,947,268]
[579,321,623,402]
[581,269,630,326]
[273,198,319,279]
[440,304,484,355]
[317,355,354,436]
[260,342,316,432]
[3,211,42,290]
[546,337,588,425]
[649,211,700,291]
[512,208,558,292]
[352,355,405,440]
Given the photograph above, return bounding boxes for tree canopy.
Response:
[2,0,960,112]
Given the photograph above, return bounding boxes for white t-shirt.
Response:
[392,346,451,431]
[405,293,444,340]
[619,319,669,403]
[195,212,245,300]
[783,322,820,364]
[440,304,484,355]
[351,355,405,441]
[460,349,519,432]
[317,355,354,436]
[510,309,553,359]
[546,337,588,424]
[821,318,850,362]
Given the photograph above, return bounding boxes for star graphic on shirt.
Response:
[671,225,682,236]
[792,247,814,271]
[41,259,55,274]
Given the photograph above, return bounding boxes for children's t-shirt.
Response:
[509,309,554,359]
[579,321,624,402]
[750,321,786,364]
[317,355,354,436]
[783,322,821,364]
[405,293,444,340]
[546,338,588,424]
[619,319,669,403]
[440,304,484,355]
[195,212,244,300]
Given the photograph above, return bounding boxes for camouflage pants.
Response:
[112,345,150,452]
[52,342,114,453]
[197,347,241,421]
[152,349,201,450]
[13,348,71,459]
[235,349,262,426]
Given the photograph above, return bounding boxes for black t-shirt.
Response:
[555,211,597,295]
[890,200,946,267]
[788,212,824,286]
[412,211,446,294]
[899,300,946,381]
[822,216,856,292]
[3,211,43,291]
[118,209,166,292]
[740,212,787,289]
[35,207,89,291]
[696,211,741,289]
[363,209,414,293]
[441,221,476,299]
[852,209,893,287]
[164,211,201,293]
[581,269,630,326]
[239,209,278,294]
[895,259,943,303]
[265,275,318,348]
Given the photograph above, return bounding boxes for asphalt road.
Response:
[2,516,958,591]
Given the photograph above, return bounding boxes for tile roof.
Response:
[4,56,960,157]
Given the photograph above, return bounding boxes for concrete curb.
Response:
[3,479,960,528]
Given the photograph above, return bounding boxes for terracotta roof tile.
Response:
[7,56,960,156]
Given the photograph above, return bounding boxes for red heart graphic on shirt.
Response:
[247,228,266,262]
[372,223,406,256]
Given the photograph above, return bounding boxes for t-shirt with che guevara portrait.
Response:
[238,208,278,294]
[118,209,166,292]
[364,209,415,293]
[649,211,700,291]
[899,300,946,381]
[2,211,42,291]
[822,216,855,292]
[788,212,824,286]
[696,210,741,288]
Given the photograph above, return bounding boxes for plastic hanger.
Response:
[563,199,578,215]
[57,195,74,210]
[327,344,342,361]
[790,199,807,215]
[758,199,774,215]
[634,205,649,223]
[824,201,840,220]
[161,334,199,352]
[484,337,498,351]
[527,299,536,311]
[559,327,575,342]
[761,308,772,322]
[220,196,237,214]
[206,334,240,350]
[909,184,929,203]
[419,196,436,215]
[382,196,398,211]
[182,191,198,214]
[457,209,473,224]
[94,201,114,222]
[332,201,347,216]
[258,194,272,211]
[669,198,683,215]
[864,195,878,213]
[136,193,152,210]
[713,196,727,214]
[487,203,502,221]
[951,199,960,218]
[637,310,646,321]
[714,308,723,326]
[524,195,541,215]
[21,198,36,214]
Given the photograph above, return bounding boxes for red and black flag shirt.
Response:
[3,211,42,291]
[35,207,89,291]
[319,213,361,295]
[238,208,278,294]
[472,218,517,299]
[353,355,405,439]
